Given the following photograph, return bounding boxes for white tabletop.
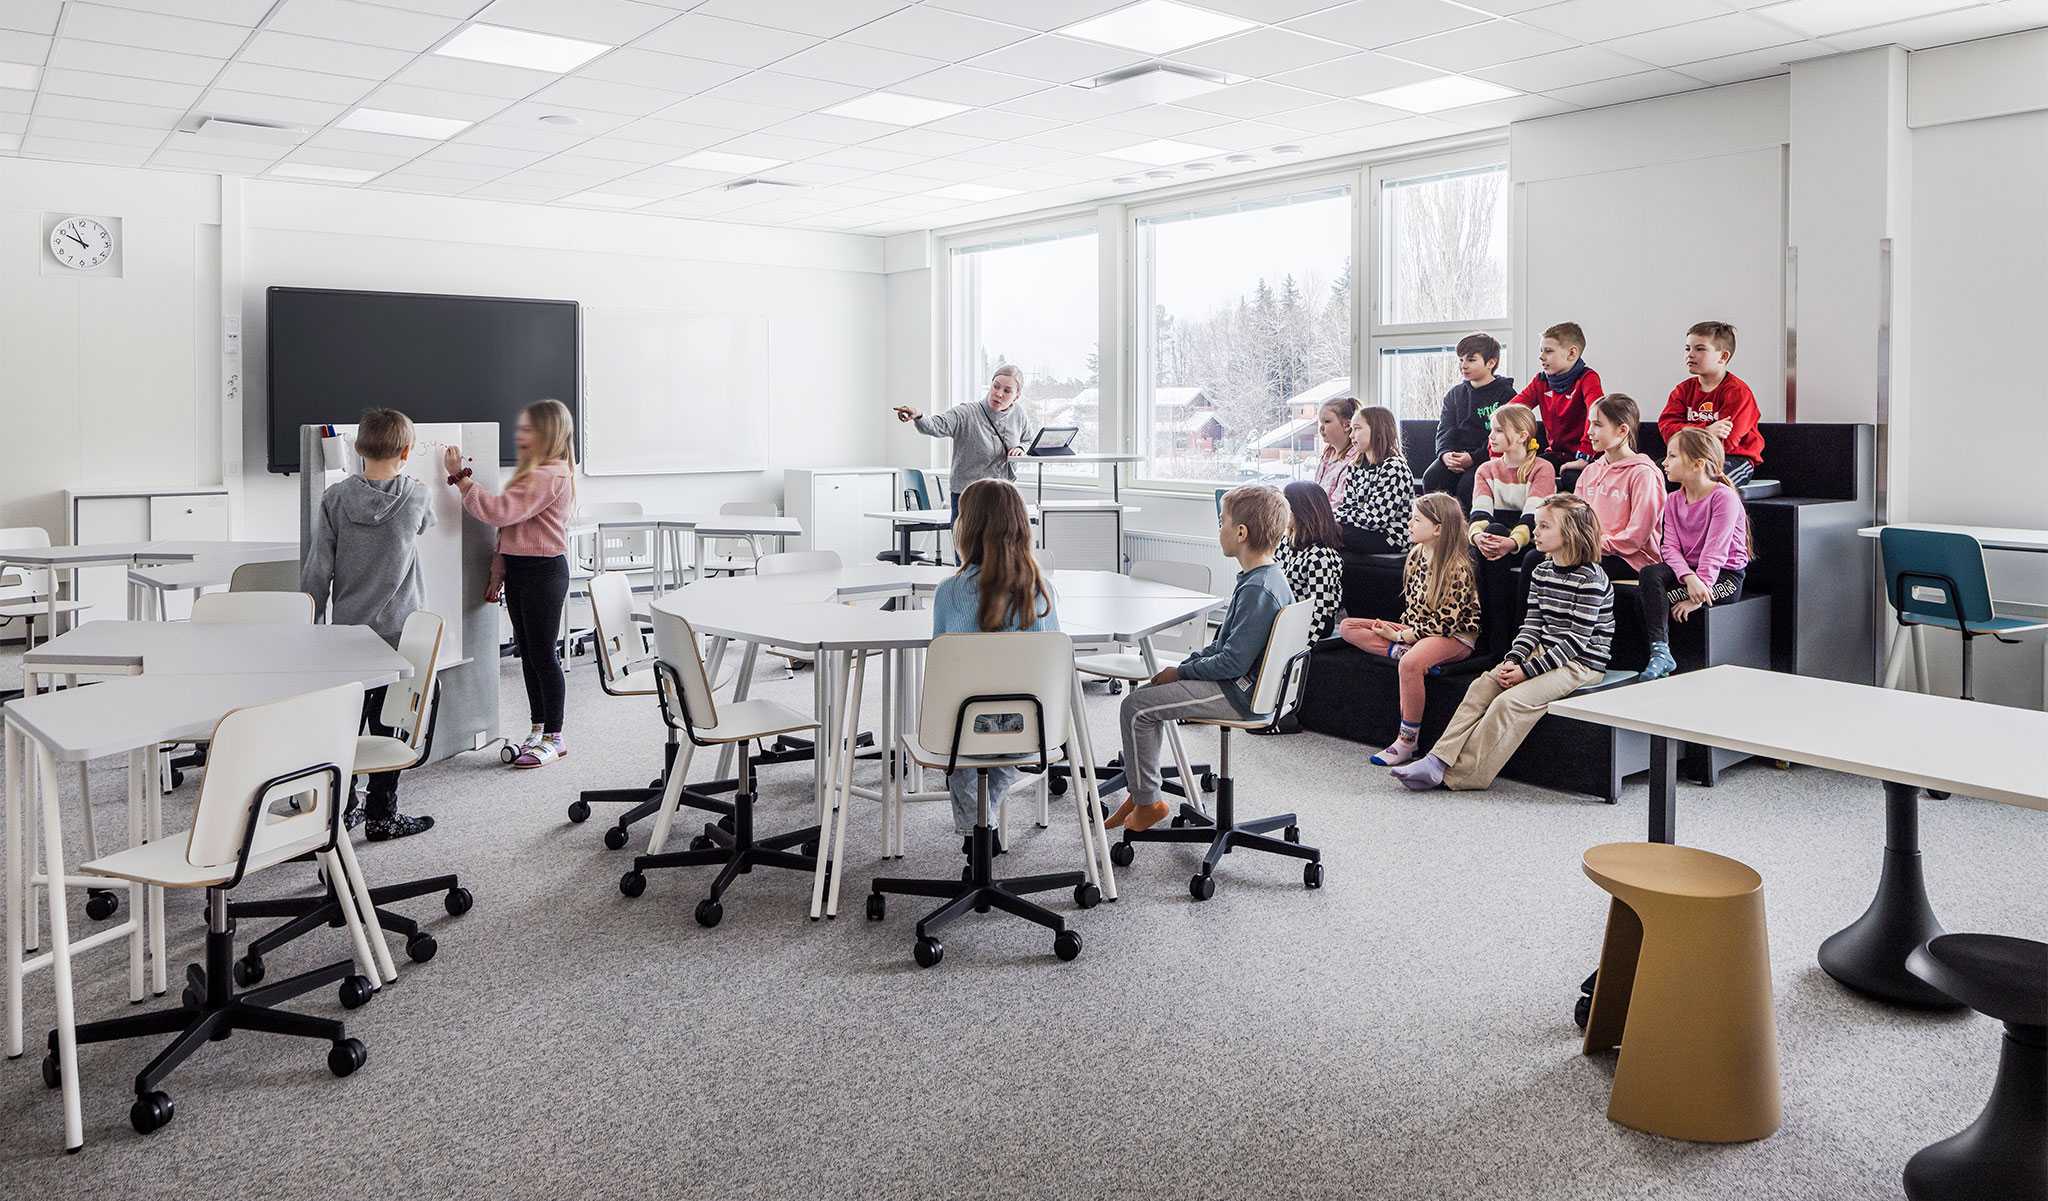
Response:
[865,504,1142,524]
[4,670,398,761]
[569,513,802,537]
[26,621,412,679]
[126,543,298,590]
[0,539,289,569]
[1548,666,2048,811]
[1857,523,2048,553]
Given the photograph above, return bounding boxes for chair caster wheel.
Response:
[232,956,264,987]
[130,1090,173,1135]
[41,1053,60,1090]
[1926,789,1951,800]
[1303,861,1324,889]
[1284,824,1300,844]
[1201,772,1217,793]
[84,890,118,922]
[327,1038,367,1078]
[1049,774,1068,797]
[338,975,374,1010]
[619,871,646,899]
[800,841,818,859]
[566,799,590,823]
[689,834,713,851]
[1054,929,1082,961]
[1109,842,1135,868]
[716,814,735,833]
[181,986,204,1011]
[1169,815,1185,828]
[444,887,473,917]
[405,932,437,963]
[866,893,885,921]
[1074,882,1101,909]
[169,769,184,790]
[1574,993,1591,1030]
[1107,681,1122,695]
[602,826,629,850]
[694,898,723,928]
[913,937,943,968]
[1189,873,1216,902]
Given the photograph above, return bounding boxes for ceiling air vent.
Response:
[1082,63,1234,106]
[722,178,804,193]
[191,115,303,145]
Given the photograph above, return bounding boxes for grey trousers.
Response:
[1431,662,1603,790]
[1118,678,1243,804]
[945,767,1019,835]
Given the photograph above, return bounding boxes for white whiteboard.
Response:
[581,308,771,476]
[321,421,473,666]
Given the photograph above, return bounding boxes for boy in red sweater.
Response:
[1658,320,1764,484]
[1509,321,1603,491]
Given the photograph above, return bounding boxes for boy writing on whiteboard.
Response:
[302,407,438,841]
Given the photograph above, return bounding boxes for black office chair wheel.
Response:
[180,986,204,1011]
[566,799,591,823]
[1284,825,1300,844]
[646,775,663,790]
[1189,873,1216,902]
[1109,842,1135,868]
[602,826,629,850]
[1573,993,1592,1030]
[130,1090,173,1135]
[689,834,714,851]
[800,840,818,859]
[168,768,184,790]
[865,893,885,921]
[1054,929,1082,961]
[444,887,473,917]
[1074,881,1101,909]
[327,1038,367,1078]
[41,1052,60,1090]
[405,932,437,964]
[84,890,118,922]
[618,871,647,899]
[232,955,265,987]
[1927,789,1952,800]
[1107,680,1123,695]
[913,937,944,968]
[693,898,723,929]
[338,975,374,1010]
[1201,772,1217,792]
[1049,773,1068,797]
[1303,861,1323,889]
[716,813,735,833]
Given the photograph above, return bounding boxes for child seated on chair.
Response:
[1392,494,1613,792]
[930,479,1057,841]
[1107,485,1294,833]
[301,407,436,841]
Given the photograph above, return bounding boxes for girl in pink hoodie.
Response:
[447,398,577,769]
[1571,394,1666,666]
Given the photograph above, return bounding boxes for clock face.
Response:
[49,217,114,271]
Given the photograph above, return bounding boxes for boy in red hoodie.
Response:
[1658,320,1764,484]
[1574,394,1669,673]
[1508,321,1603,491]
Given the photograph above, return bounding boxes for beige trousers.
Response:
[1430,662,1604,790]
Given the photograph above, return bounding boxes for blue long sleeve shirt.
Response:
[931,565,1057,634]
[1176,562,1292,716]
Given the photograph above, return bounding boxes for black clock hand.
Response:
[63,231,89,249]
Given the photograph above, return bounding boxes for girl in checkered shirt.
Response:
[1338,492,1481,767]
[1276,481,1346,641]
[1333,404,1417,556]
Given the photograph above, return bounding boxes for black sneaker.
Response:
[365,813,435,842]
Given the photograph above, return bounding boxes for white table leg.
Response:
[825,651,865,919]
[807,651,846,920]
[319,847,381,990]
[1910,624,1930,693]
[651,524,666,599]
[714,641,760,784]
[6,721,23,1059]
[1882,622,1912,690]
[36,744,84,1152]
[879,649,893,858]
[1139,637,1202,813]
[125,750,143,1003]
[333,835,396,986]
[1068,673,1116,901]
[145,744,165,997]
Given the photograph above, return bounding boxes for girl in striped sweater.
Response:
[1392,494,1614,791]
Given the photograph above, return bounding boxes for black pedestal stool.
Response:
[1902,933,2046,1201]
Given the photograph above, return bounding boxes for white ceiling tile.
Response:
[267,0,460,52]
[153,149,271,171]
[516,154,636,179]
[860,126,984,156]
[491,98,635,132]
[1284,0,1491,50]
[1390,19,1577,71]
[849,171,939,194]
[239,31,417,79]
[1174,80,1326,118]
[557,134,679,162]
[652,95,800,130]
[974,34,1149,83]
[308,125,444,154]
[198,89,348,125]
[0,29,50,64]
[1601,12,1802,67]
[531,75,685,114]
[994,84,1147,121]
[598,164,732,194]
[1200,0,1355,19]
[896,65,1046,105]
[928,0,1128,30]
[763,111,901,143]
[1754,0,1976,38]
[891,156,991,180]
[371,174,483,194]
[612,114,744,146]
[922,108,1064,139]
[693,0,911,38]
[391,53,556,97]
[0,113,23,133]
[366,82,511,120]
[1034,153,1138,178]
[577,48,744,92]
[807,143,927,170]
[951,139,1069,166]
[1168,27,1357,76]
[771,41,944,88]
[35,93,184,129]
[1267,97,1408,132]
[44,39,223,85]
[1182,118,1299,150]
[630,13,816,66]
[60,3,250,56]
[39,67,202,108]
[215,62,376,104]
[380,155,507,180]
[763,159,865,182]
[467,179,578,200]
[1474,44,1655,91]
[413,140,549,166]
[1270,51,1442,97]
[1017,123,1143,153]
[0,2,61,36]
[354,0,490,15]
[1668,40,1828,83]
[842,6,1031,58]
[701,69,860,109]
[1542,67,1702,106]
[0,90,30,114]
[1090,102,1234,135]
[475,0,679,42]
[708,129,838,158]
[30,115,168,146]
[280,145,412,169]
[1517,0,1731,40]
[1818,4,2048,50]
[452,118,585,149]
[1428,90,1574,127]
[23,135,153,163]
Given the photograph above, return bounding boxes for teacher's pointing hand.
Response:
[893,405,921,422]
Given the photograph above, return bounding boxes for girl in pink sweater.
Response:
[1636,427,1753,679]
[1571,393,1666,668]
[447,398,577,768]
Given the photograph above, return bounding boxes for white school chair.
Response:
[191,591,314,625]
[699,501,782,577]
[0,528,90,652]
[228,559,299,592]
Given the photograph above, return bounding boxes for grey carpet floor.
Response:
[0,646,2042,1200]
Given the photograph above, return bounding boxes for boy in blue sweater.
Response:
[1107,484,1294,833]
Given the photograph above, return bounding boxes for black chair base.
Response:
[866,825,1088,968]
[617,743,818,929]
[1904,1023,2047,1201]
[574,733,874,849]
[44,898,369,1137]
[1111,775,1323,901]
[230,870,473,980]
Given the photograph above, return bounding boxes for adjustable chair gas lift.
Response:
[1110,602,1326,901]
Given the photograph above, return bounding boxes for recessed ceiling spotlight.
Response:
[1184,162,1215,172]
[436,23,612,73]
[1061,0,1253,55]
[538,114,580,127]
[337,108,471,140]
[1225,153,1256,164]
[1145,169,1174,179]
[1113,175,1143,185]
[825,91,968,126]
[1272,144,1303,156]
[1357,76,1518,114]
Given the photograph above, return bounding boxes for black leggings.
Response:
[1636,563,1745,645]
[1340,525,1400,556]
[1420,457,1479,509]
[502,553,569,733]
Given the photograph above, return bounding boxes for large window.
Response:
[949,228,1099,476]
[1135,182,1354,487]
[1370,154,1510,422]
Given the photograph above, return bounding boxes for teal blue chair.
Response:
[1878,527,2048,701]
[1214,488,1229,520]
[877,469,947,566]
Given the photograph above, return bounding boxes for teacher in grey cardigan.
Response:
[894,364,1035,518]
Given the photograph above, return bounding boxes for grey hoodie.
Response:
[302,473,434,647]
[913,400,1034,491]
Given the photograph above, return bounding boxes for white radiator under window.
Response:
[1122,529,1236,593]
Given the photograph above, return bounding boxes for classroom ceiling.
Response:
[2,0,2044,237]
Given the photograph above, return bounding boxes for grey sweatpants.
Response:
[1118,678,1243,804]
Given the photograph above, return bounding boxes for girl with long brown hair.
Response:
[1333,404,1417,555]
[930,479,1057,836]
[1276,480,1345,641]
[447,398,578,768]
[1635,426,1754,679]
[1311,394,1358,505]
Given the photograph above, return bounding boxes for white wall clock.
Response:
[42,213,123,277]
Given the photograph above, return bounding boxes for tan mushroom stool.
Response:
[1581,842,1782,1143]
